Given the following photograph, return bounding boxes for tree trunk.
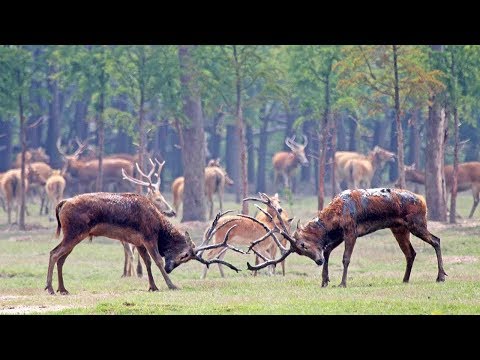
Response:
[336,114,346,151]
[348,115,357,151]
[371,116,389,187]
[45,65,62,169]
[425,98,447,221]
[283,109,296,151]
[74,93,90,142]
[450,105,459,223]
[233,46,248,215]
[256,106,270,193]
[330,114,337,197]
[246,125,255,184]
[178,45,206,222]
[393,45,405,189]
[388,111,398,181]
[301,120,312,182]
[209,111,223,160]
[409,110,421,193]
[0,117,12,171]
[137,91,146,194]
[225,124,239,198]
[318,74,331,210]
[18,92,26,230]
[95,88,105,192]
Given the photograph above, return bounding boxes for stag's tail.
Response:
[55,199,67,237]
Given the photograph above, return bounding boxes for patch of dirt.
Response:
[441,255,478,264]
[0,305,71,315]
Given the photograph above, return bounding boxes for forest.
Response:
[1,45,479,227]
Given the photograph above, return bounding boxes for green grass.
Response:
[1,191,479,314]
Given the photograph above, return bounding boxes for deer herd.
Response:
[4,133,480,295]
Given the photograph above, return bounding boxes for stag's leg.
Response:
[217,250,227,278]
[136,250,143,278]
[45,234,85,295]
[468,186,479,218]
[144,243,178,290]
[283,173,289,189]
[56,250,73,294]
[217,187,224,213]
[209,194,214,220]
[200,248,223,279]
[339,236,357,287]
[6,198,11,224]
[409,224,447,282]
[391,226,416,283]
[121,241,135,277]
[322,238,343,287]
[136,245,158,291]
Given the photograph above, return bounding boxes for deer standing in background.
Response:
[246,190,447,287]
[46,192,242,294]
[121,158,176,278]
[397,162,480,218]
[13,147,50,168]
[172,159,234,219]
[272,135,309,189]
[45,170,66,222]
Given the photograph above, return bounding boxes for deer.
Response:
[28,161,53,215]
[397,162,480,218]
[245,190,447,288]
[0,166,46,224]
[200,193,293,279]
[272,135,309,189]
[0,172,5,212]
[57,138,135,193]
[334,146,396,191]
[121,158,176,278]
[45,170,66,222]
[172,160,235,219]
[45,192,244,295]
[13,147,50,168]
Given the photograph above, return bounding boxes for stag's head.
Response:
[26,165,47,186]
[207,158,221,167]
[31,147,50,163]
[291,219,327,266]
[122,158,176,217]
[163,231,198,273]
[56,137,89,169]
[285,135,309,166]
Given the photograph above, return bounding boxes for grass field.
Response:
[1,190,479,314]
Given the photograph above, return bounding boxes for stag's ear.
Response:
[288,217,294,224]
[274,193,279,199]
[184,231,195,247]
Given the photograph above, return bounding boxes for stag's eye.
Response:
[300,243,307,249]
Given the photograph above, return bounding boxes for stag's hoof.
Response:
[57,289,70,295]
[436,275,446,282]
[168,285,179,290]
[45,286,55,295]
[338,283,347,288]
[321,281,329,288]
[148,286,159,292]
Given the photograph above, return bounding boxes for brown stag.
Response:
[397,162,480,218]
[272,135,309,189]
[46,192,243,295]
[57,138,135,193]
[121,158,176,278]
[335,146,395,191]
[0,166,46,224]
[172,160,234,219]
[245,189,447,287]
[45,170,66,222]
[200,193,293,279]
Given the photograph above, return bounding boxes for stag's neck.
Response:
[405,169,426,184]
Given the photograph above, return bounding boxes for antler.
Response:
[193,210,246,273]
[56,137,88,159]
[242,193,297,271]
[152,158,164,191]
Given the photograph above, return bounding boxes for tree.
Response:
[178,45,206,221]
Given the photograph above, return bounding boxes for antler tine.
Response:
[152,158,165,190]
[135,160,155,185]
[302,134,308,147]
[56,138,67,157]
[122,168,151,188]
[194,225,246,255]
[246,249,293,271]
[237,214,287,254]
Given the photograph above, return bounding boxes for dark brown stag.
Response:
[245,190,447,287]
[46,193,242,295]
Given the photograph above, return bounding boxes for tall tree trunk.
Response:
[348,115,357,151]
[0,117,12,171]
[178,45,206,222]
[74,93,90,142]
[18,91,26,230]
[318,74,331,210]
[388,111,398,181]
[209,111,223,159]
[233,46,248,215]
[301,120,312,182]
[256,106,269,193]
[371,116,389,187]
[393,45,405,189]
[336,114,346,151]
[450,106,459,223]
[95,89,105,192]
[46,65,61,168]
[330,113,337,197]
[225,124,239,198]
[426,99,447,221]
[137,90,146,194]
[246,125,255,184]
[409,110,421,193]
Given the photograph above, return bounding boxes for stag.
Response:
[121,158,176,278]
[57,138,134,193]
[200,193,293,279]
[335,146,395,192]
[13,147,50,168]
[245,190,447,287]
[172,160,234,219]
[272,135,309,189]
[45,192,242,295]
[397,162,480,218]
